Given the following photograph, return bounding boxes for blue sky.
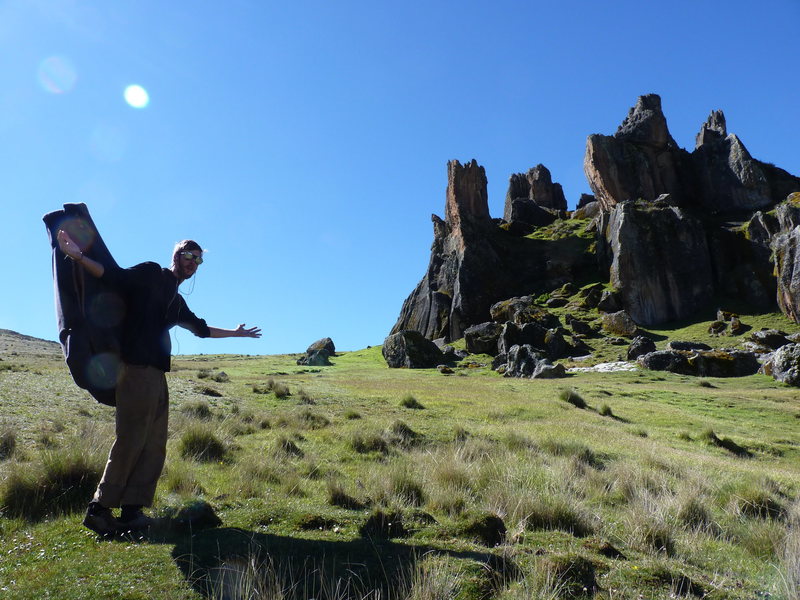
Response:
[2,0,799,355]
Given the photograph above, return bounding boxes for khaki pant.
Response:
[93,364,169,508]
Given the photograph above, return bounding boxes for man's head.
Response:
[171,239,203,282]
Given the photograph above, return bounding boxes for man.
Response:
[56,230,261,536]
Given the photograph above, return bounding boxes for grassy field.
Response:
[1,323,799,599]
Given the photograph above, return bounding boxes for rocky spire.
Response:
[584,94,692,210]
[444,159,490,237]
[615,94,678,150]
[695,110,727,149]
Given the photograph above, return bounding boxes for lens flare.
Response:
[124,84,149,108]
[38,56,77,94]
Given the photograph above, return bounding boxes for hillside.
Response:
[0,326,798,599]
[0,328,60,356]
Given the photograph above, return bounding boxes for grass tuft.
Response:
[0,445,103,520]
[178,424,228,462]
[350,431,389,455]
[559,388,587,409]
[400,394,425,409]
[181,399,213,420]
[0,428,17,460]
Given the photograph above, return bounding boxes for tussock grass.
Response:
[700,427,752,458]
[272,382,291,399]
[327,479,366,510]
[0,440,104,520]
[559,388,587,409]
[181,399,214,420]
[178,423,229,462]
[780,504,800,600]
[386,420,421,449]
[724,479,785,520]
[162,458,206,496]
[344,409,362,420]
[0,428,16,460]
[400,394,425,409]
[297,388,316,405]
[274,435,304,458]
[350,430,389,455]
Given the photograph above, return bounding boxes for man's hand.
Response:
[235,324,262,338]
[208,324,262,339]
[56,230,105,277]
[57,230,83,260]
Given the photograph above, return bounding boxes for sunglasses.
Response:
[179,251,203,265]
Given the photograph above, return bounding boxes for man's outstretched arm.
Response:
[208,324,262,339]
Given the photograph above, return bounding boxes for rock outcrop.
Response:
[505,164,567,219]
[584,96,800,215]
[382,330,444,368]
[391,160,595,341]
[601,201,714,326]
[388,95,800,364]
[584,95,694,211]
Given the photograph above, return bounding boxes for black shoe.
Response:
[83,504,121,536]
[119,507,154,531]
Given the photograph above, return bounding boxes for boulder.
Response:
[490,297,560,327]
[597,289,621,313]
[576,284,604,309]
[601,310,639,337]
[545,296,569,308]
[571,200,601,220]
[491,353,508,372]
[532,360,567,379]
[382,330,444,368]
[766,343,800,386]
[464,322,504,355]
[748,329,792,350]
[666,341,712,352]
[603,201,714,326]
[565,315,594,337]
[503,344,567,379]
[638,350,690,374]
[543,328,568,360]
[297,349,332,366]
[638,349,759,377]
[306,337,335,356]
[498,321,548,356]
[504,344,543,378]
[686,350,760,377]
[627,336,656,360]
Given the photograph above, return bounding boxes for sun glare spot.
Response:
[124,84,149,109]
[38,56,77,94]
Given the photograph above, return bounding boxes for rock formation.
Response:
[603,201,714,325]
[584,95,695,211]
[391,160,595,341]
[388,94,800,363]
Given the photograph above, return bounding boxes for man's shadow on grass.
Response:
[141,519,519,600]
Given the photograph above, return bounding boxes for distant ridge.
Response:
[0,329,61,356]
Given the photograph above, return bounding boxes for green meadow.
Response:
[0,325,799,599]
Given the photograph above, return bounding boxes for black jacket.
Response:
[100,262,210,372]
